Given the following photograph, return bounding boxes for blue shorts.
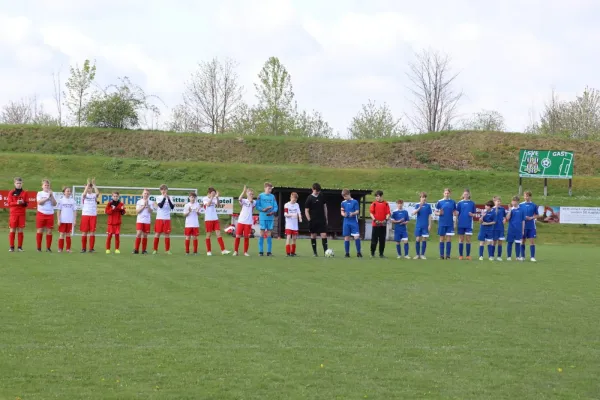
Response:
[414,226,429,238]
[492,230,505,241]
[478,229,493,242]
[343,221,360,237]
[523,228,537,239]
[507,230,523,243]
[259,220,274,231]
[438,225,455,236]
[394,230,408,242]
[458,227,473,235]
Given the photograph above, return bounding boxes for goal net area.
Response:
[69,185,200,237]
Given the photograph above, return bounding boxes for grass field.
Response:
[1,235,599,399]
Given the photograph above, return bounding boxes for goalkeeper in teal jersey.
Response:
[255,182,278,256]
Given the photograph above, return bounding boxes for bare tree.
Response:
[174,57,244,134]
[1,98,32,124]
[52,71,63,126]
[407,49,462,133]
[460,109,506,131]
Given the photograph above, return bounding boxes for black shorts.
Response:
[309,219,327,234]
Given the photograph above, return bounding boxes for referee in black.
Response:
[304,182,329,256]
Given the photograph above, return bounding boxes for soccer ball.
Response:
[325,249,335,258]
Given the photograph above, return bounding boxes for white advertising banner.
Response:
[559,207,600,224]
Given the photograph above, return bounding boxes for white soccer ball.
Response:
[325,249,335,258]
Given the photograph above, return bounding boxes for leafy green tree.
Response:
[348,100,408,139]
[64,59,96,126]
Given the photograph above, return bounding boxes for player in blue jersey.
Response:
[506,196,525,261]
[491,196,507,261]
[391,199,410,259]
[255,182,278,256]
[477,200,496,261]
[519,191,539,262]
[412,192,432,259]
[341,189,363,258]
[456,189,476,260]
[435,188,457,259]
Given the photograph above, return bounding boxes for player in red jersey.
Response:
[8,177,28,252]
[80,178,100,253]
[36,179,57,252]
[105,191,126,254]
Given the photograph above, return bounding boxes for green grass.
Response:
[1,236,599,399]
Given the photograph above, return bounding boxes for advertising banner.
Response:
[559,207,600,225]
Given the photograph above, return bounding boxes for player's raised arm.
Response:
[49,191,57,206]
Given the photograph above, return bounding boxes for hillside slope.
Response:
[1,125,599,174]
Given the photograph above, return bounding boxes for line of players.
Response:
[340,187,539,262]
[7,178,539,261]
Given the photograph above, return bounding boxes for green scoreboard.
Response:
[518,150,574,179]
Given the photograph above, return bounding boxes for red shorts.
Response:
[154,219,171,234]
[36,212,54,229]
[136,223,151,233]
[184,227,199,237]
[80,215,97,232]
[58,223,73,233]
[236,223,252,237]
[285,229,298,236]
[205,220,221,232]
[9,214,26,229]
[107,225,121,235]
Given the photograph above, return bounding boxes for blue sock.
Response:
[344,241,350,254]
[521,244,526,257]
[479,245,484,257]
[507,242,513,258]
[258,236,264,253]
[404,243,409,256]
[498,244,503,258]
[491,245,495,257]
[466,243,471,256]
[487,244,493,257]
[416,242,421,256]
[267,236,272,252]
[531,245,536,258]
[439,242,444,257]
[396,244,401,256]
[422,241,427,255]
[459,242,464,256]
[356,239,361,253]
[445,242,451,257]
[515,243,521,258]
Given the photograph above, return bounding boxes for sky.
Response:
[1,0,600,135]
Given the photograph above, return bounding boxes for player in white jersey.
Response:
[284,192,302,256]
[153,184,174,254]
[133,188,155,254]
[233,185,255,256]
[36,179,57,252]
[57,186,77,253]
[183,192,201,255]
[202,187,231,256]
[80,178,100,253]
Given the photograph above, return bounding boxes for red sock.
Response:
[135,237,141,251]
[81,235,87,250]
[66,236,71,250]
[153,237,159,251]
[36,233,43,249]
[142,237,148,251]
[115,234,120,250]
[217,237,225,251]
[234,237,240,252]
[58,238,64,251]
[90,235,95,250]
[106,234,113,250]
[185,239,190,253]
[165,238,171,251]
[205,239,212,252]
[46,234,52,249]
[292,244,296,254]
[18,232,24,248]
[193,239,198,253]
[244,238,249,253]
[9,232,15,248]
[286,244,291,255]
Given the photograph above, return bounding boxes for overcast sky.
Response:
[1,0,599,135]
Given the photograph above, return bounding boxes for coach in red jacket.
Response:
[369,190,391,258]
[8,177,28,251]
